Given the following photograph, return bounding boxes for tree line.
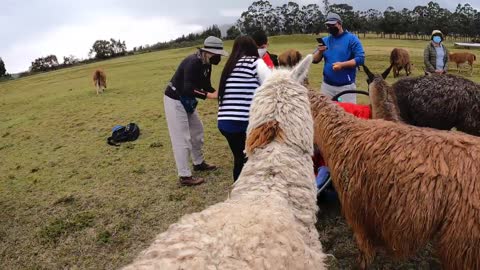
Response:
[2,25,220,78]
[231,0,480,39]
[133,25,222,53]
[27,38,128,74]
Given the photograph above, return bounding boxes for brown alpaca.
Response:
[93,69,107,95]
[278,49,302,68]
[278,49,309,86]
[390,48,411,78]
[309,90,480,270]
[449,52,476,75]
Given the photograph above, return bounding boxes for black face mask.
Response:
[328,26,340,36]
[209,55,221,65]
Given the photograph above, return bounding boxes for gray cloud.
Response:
[1,0,479,73]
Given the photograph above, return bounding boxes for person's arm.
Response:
[333,59,357,70]
[262,53,275,69]
[443,46,449,73]
[424,46,435,73]
[183,59,209,100]
[203,65,219,99]
[256,59,272,84]
[332,36,365,71]
[202,65,216,93]
[312,45,326,64]
[206,91,218,99]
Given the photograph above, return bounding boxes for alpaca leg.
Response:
[353,231,376,270]
[437,238,480,270]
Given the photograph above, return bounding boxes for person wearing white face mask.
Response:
[424,30,449,74]
[251,30,278,69]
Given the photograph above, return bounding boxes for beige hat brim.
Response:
[201,48,229,56]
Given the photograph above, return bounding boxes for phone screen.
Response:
[316,37,326,46]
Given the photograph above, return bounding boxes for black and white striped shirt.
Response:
[218,56,262,122]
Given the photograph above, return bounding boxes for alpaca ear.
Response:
[291,54,313,83]
[245,120,285,155]
[382,65,393,79]
[363,65,375,83]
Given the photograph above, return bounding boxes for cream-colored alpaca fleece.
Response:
[122,55,327,270]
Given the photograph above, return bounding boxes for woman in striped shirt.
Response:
[217,36,271,181]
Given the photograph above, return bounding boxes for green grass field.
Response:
[1,34,479,269]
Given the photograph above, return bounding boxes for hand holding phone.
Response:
[316,37,326,46]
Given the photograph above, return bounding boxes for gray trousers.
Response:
[321,82,357,104]
[164,95,204,177]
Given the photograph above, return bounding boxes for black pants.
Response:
[220,130,247,181]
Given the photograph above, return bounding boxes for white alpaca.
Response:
[122,55,326,270]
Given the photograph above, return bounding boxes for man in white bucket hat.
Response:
[164,36,228,186]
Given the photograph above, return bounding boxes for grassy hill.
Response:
[0,34,478,269]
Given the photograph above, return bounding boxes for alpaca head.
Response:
[245,54,314,156]
[366,69,403,122]
[368,76,391,105]
[363,64,392,85]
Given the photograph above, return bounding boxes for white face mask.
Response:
[258,48,267,58]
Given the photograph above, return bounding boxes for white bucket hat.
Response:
[431,30,444,41]
[200,36,229,56]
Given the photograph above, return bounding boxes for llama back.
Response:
[390,48,409,65]
[122,197,325,270]
[392,74,480,135]
[310,91,480,267]
[93,70,106,87]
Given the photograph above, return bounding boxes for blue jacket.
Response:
[320,32,365,86]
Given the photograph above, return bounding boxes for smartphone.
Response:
[316,37,326,46]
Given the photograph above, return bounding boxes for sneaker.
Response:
[179,176,205,186]
[193,161,217,172]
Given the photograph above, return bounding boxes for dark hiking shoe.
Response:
[193,161,217,172]
[179,176,205,186]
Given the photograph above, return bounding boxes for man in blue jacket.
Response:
[313,12,365,104]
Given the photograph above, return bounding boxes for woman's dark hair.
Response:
[218,36,259,103]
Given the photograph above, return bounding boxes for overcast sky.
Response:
[1,0,478,73]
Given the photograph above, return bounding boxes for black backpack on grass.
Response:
[107,123,140,146]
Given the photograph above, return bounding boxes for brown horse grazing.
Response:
[390,48,411,78]
[449,52,476,75]
[93,69,107,95]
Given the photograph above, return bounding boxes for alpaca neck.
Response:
[371,88,403,122]
[309,92,359,161]
[309,92,356,128]
[232,142,317,229]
